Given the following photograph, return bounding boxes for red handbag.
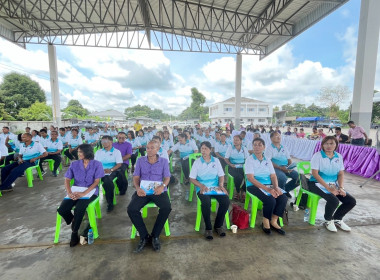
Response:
[231,204,249,229]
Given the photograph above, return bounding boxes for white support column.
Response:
[48,44,61,126]
[351,0,380,134]
[235,53,242,128]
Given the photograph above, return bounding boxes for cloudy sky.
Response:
[0,0,379,116]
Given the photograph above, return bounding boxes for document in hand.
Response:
[64,186,96,199]
[140,180,163,195]
[204,187,225,195]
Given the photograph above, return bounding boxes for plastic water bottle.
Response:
[88,229,94,244]
[185,190,189,200]
[304,209,310,222]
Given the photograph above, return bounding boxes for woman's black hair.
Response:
[78,144,94,160]
[200,141,212,150]
[138,130,145,136]
[252,137,266,147]
[17,133,22,141]
[127,130,135,139]
[71,128,78,133]
[233,134,242,141]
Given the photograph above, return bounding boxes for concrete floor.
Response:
[1,158,380,280]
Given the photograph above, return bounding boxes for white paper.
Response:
[64,186,96,199]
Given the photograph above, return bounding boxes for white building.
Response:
[209,97,272,125]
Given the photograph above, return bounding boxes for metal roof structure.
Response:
[0,0,349,57]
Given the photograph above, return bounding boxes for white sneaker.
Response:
[334,220,351,232]
[11,183,15,187]
[324,220,337,232]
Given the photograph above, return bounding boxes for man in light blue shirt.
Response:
[95,135,123,212]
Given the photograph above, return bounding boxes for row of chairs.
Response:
[182,154,321,228]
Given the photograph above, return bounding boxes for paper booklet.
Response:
[140,180,163,195]
[203,187,226,195]
[64,186,96,199]
[316,182,338,194]
[260,186,287,196]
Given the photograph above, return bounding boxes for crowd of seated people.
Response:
[0,121,360,251]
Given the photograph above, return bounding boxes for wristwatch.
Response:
[162,183,167,188]
[110,168,114,172]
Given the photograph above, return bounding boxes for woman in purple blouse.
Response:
[57,144,105,247]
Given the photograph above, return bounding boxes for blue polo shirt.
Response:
[310,150,344,183]
[19,141,46,160]
[95,147,123,170]
[225,145,249,164]
[171,140,198,159]
[245,154,275,185]
[265,143,290,166]
[189,156,224,192]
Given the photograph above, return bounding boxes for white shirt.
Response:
[310,151,344,183]
[45,139,63,153]
[225,145,249,164]
[127,138,141,153]
[0,143,9,157]
[162,138,174,150]
[203,135,215,147]
[189,156,224,192]
[85,132,98,143]
[158,147,169,161]
[214,142,230,158]
[32,135,41,143]
[20,141,46,160]
[171,140,198,159]
[58,134,68,145]
[95,147,123,171]
[245,154,275,185]
[265,143,290,166]
[68,136,82,148]
[40,136,50,148]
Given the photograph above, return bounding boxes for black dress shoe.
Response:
[107,204,114,212]
[270,225,286,235]
[70,232,79,247]
[152,237,161,252]
[134,235,151,253]
[261,223,271,235]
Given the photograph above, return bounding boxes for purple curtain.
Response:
[314,142,380,180]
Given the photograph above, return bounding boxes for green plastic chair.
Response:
[61,148,70,165]
[25,159,44,188]
[54,180,102,243]
[180,153,201,185]
[244,175,284,228]
[225,165,234,200]
[295,161,322,225]
[194,196,231,231]
[100,177,119,205]
[44,158,63,174]
[169,154,174,173]
[187,153,202,201]
[130,188,171,239]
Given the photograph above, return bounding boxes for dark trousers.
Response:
[308,182,356,221]
[39,154,62,172]
[64,149,78,160]
[0,161,35,190]
[5,153,17,165]
[328,128,334,133]
[181,158,190,179]
[127,191,172,239]
[101,172,118,206]
[139,148,146,156]
[351,138,365,146]
[217,157,227,171]
[131,153,138,167]
[275,168,299,192]
[228,166,246,193]
[247,186,288,220]
[198,193,230,230]
[116,163,128,194]
[57,195,97,233]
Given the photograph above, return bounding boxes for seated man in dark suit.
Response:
[334,127,349,143]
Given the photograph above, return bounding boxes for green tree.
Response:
[178,87,209,121]
[62,99,90,119]
[318,86,350,118]
[124,104,171,120]
[0,103,14,120]
[18,102,52,121]
[0,72,46,118]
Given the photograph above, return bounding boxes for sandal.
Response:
[204,230,213,240]
[214,227,226,237]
